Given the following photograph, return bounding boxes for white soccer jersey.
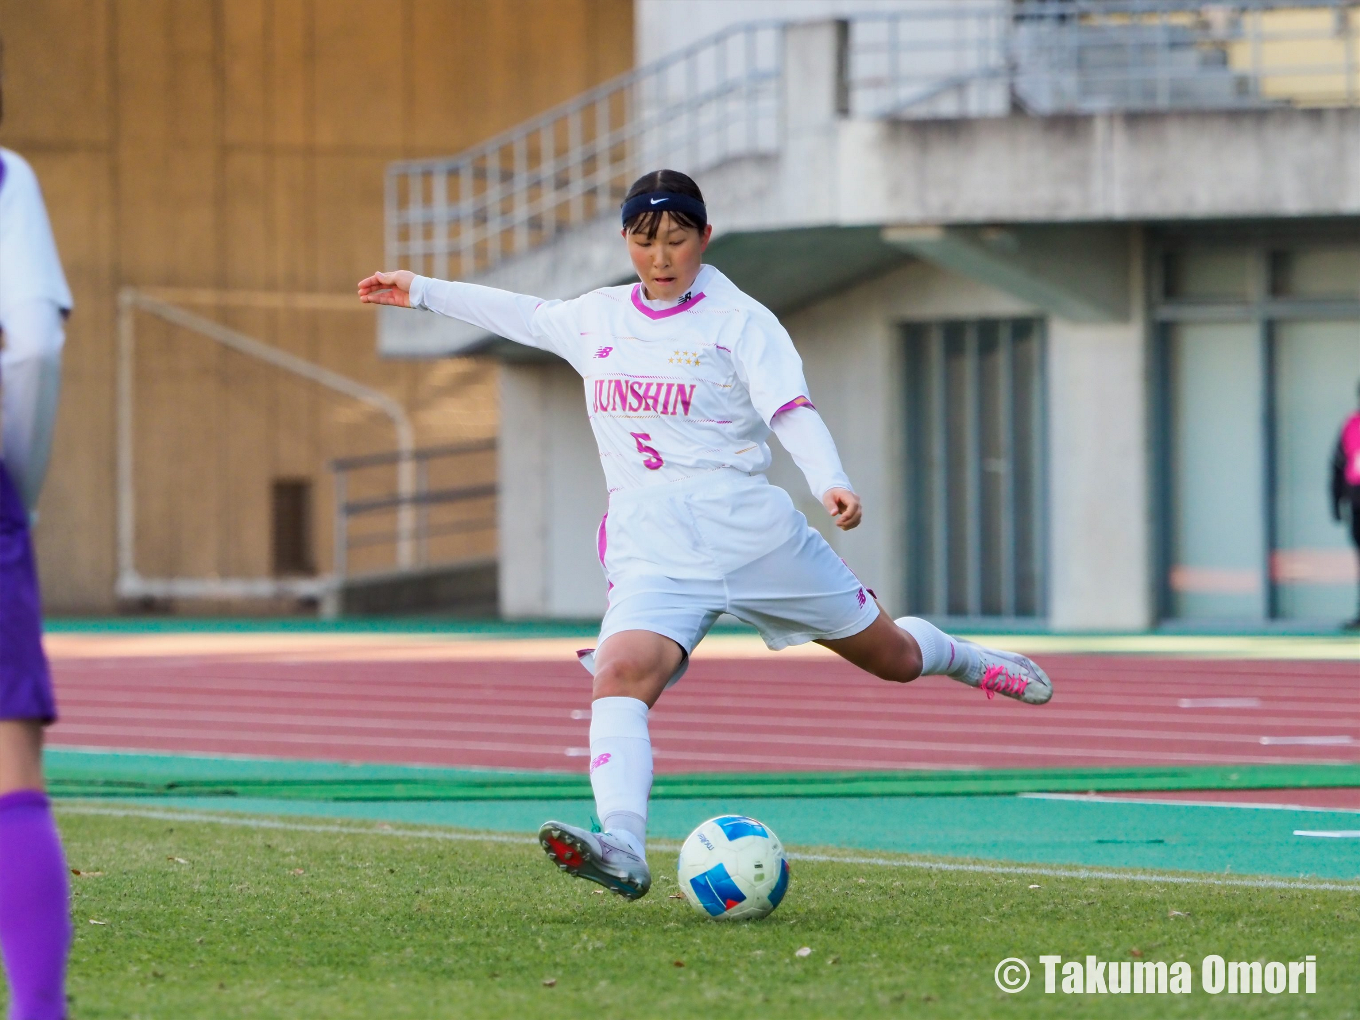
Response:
[0,149,73,316]
[413,264,819,496]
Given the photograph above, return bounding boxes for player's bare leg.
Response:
[822,607,1053,705]
[0,720,45,795]
[539,630,682,899]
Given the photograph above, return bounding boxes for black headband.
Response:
[621,191,708,229]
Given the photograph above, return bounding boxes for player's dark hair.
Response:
[622,170,706,239]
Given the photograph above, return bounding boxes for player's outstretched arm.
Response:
[357,270,414,308]
[359,270,571,358]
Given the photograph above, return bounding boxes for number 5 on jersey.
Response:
[630,432,664,470]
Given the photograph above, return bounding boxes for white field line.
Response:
[1020,792,1360,815]
[1294,830,1360,838]
[55,803,1360,893]
[1260,735,1355,746]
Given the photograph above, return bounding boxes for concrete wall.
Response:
[498,364,608,619]
[0,0,632,611]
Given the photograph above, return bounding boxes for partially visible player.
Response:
[0,49,75,1020]
[359,169,1052,901]
[1332,381,1360,630]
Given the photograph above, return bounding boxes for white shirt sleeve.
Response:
[1,299,65,512]
[0,149,73,314]
[731,311,814,425]
[408,276,584,368]
[770,404,853,499]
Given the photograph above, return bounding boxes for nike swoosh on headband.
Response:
[649,197,668,205]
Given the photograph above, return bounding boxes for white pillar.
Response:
[498,361,609,619]
[781,19,848,224]
[1046,230,1153,630]
[498,365,550,617]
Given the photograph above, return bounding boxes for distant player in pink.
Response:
[1,74,75,1020]
[359,169,1053,900]
[1331,382,1360,630]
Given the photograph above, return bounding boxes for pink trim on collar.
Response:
[630,284,706,320]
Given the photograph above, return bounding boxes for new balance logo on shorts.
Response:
[857,587,867,607]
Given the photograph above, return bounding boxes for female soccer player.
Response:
[359,170,1052,900]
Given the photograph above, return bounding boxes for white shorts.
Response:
[596,470,879,663]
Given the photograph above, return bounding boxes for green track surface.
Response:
[28,807,1360,1019]
[77,792,1360,881]
[46,749,1360,802]
[44,749,1360,881]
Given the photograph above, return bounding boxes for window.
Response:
[271,478,315,577]
[903,319,1047,619]
[1154,236,1360,622]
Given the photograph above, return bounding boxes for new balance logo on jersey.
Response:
[594,346,614,359]
[593,378,697,416]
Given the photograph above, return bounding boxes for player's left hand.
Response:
[357,270,415,307]
[823,487,861,531]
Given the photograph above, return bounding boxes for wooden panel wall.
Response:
[0,0,633,611]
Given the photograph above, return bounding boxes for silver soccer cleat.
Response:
[955,641,1054,705]
[538,820,652,900]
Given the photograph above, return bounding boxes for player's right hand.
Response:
[357,270,415,307]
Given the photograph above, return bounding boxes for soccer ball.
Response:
[676,815,789,920]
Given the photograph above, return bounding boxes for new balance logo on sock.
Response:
[589,752,612,773]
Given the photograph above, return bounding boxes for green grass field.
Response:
[27,806,1360,1019]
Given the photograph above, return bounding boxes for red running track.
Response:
[46,653,1360,774]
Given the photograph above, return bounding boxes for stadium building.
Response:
[5,0,1359,632]
[379,0,1360,632]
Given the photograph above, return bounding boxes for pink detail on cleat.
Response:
[978,665,1028,701]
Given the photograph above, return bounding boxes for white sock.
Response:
[588,696,652,853]
[894,616,979,680]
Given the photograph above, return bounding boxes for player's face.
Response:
[624,214,712,302]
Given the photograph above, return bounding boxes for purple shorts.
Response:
[0,464,55,722]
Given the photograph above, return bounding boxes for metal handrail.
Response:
[387,20,782,279]
[331,438,496,472]
[330,441,497,584]
[850,0,1360,119]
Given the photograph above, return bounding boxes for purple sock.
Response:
[0,791,70,1020]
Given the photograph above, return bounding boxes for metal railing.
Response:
[388,3,1359,281]
[330,439,498,584]
[387,21,781,279]
[850,1,1360,119]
